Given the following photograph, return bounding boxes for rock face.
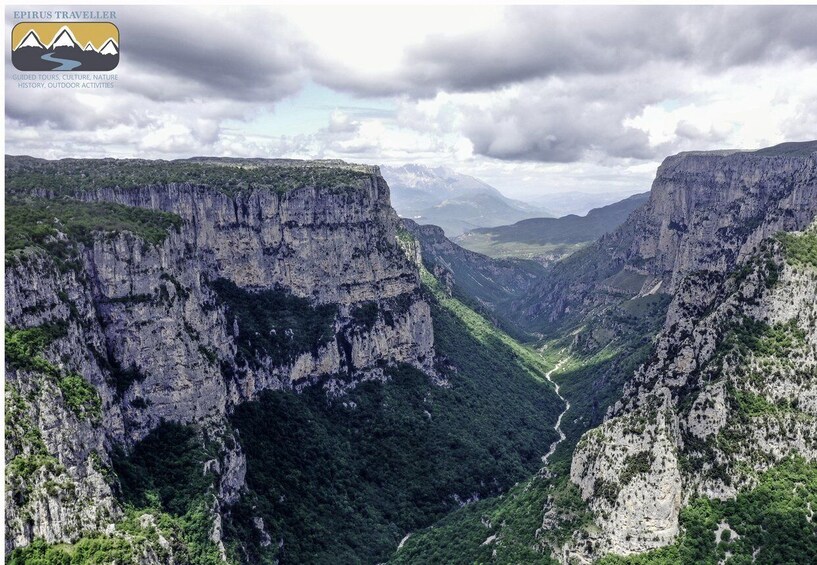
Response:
[4,159,435,554]
[551,142,817,562]
[523,142,817,330]
[402,219,545,329]
[79,174,420,305]
[617,147,817,291]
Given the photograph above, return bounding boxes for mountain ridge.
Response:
[455,191,649,263]
[382,163,551,237]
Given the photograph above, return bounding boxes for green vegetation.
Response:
[731,388,782,417]
[8,422,223,564]
[6,452,65,487]
[5,323,102,521]
[111,422,222,564]
[724,317,806,359]
[7,504,218,565]
[603,269,648,294]
[350,300,380,332]
[5,383,64,504]
[454,231,590,263]
[5,386,73,537]
[224,268,563,564]
[392,460,589,564]
[620,451,654,486]
[778,229,817,269]
[113,422,214,517]
[210,278,338,367]
[57,373,102,420]
[6,323,101,421]
[395,225,414,246]
[5,387,47,456]
[6,197,182,269]
[549,296,670,452]
[391,267,669,563]
[407,223,547,340]
[421,266,557,385]
[6,322,67,373]
[599,457,817,564]
[6,156,371,198]
[8,533,147,565]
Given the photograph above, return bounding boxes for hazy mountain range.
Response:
[381,163,644,238]
[527,190,647,217]
[455,192,650,263]
[381,164,553,236]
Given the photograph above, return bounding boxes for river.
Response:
[41,52,82,71]
[541,357,570,466]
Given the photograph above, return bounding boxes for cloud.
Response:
[315,6,817,97]
[6,89,121,131]
[326,110,360,134]
[298,6,817,164]
[462,97,656,163]
[116,6,309,102]
[4,85,263,158]
[674,121,729,144]
[5,5,817,177]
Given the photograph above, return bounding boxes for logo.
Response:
[12,22,119,71]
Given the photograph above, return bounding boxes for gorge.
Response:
[6,141,817,564]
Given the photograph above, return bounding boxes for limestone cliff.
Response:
[543,142,817,562]
[4,158,435,555]
[402,219,545,332]
[523,141,817,330]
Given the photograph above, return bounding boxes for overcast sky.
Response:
[6,5,817,199]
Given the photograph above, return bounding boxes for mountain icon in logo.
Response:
[99,38,119,56]
[49,26,81,49]
[12,22,119,71]
[16,29,46,49]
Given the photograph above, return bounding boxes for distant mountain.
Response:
[527,190,644,217]
[381,164,552,237]
[455,192,649,263]
[402,219,546,337]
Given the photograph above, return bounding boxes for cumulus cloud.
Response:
[459,80,661,163]
[116,6,309,102]
[316,6,817,97]
[5,4,817,178]
[306,6,817,163]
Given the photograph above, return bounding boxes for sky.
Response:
[6,5,817,200]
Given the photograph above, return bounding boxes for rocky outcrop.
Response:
[564,239,817,560]
[403,219,545,328]
[4,159,436,553]
[77,169,418,305]
[523,141,817,329]
[615,145,817,291]
[552,142,817,562]
[569,393,683,557]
